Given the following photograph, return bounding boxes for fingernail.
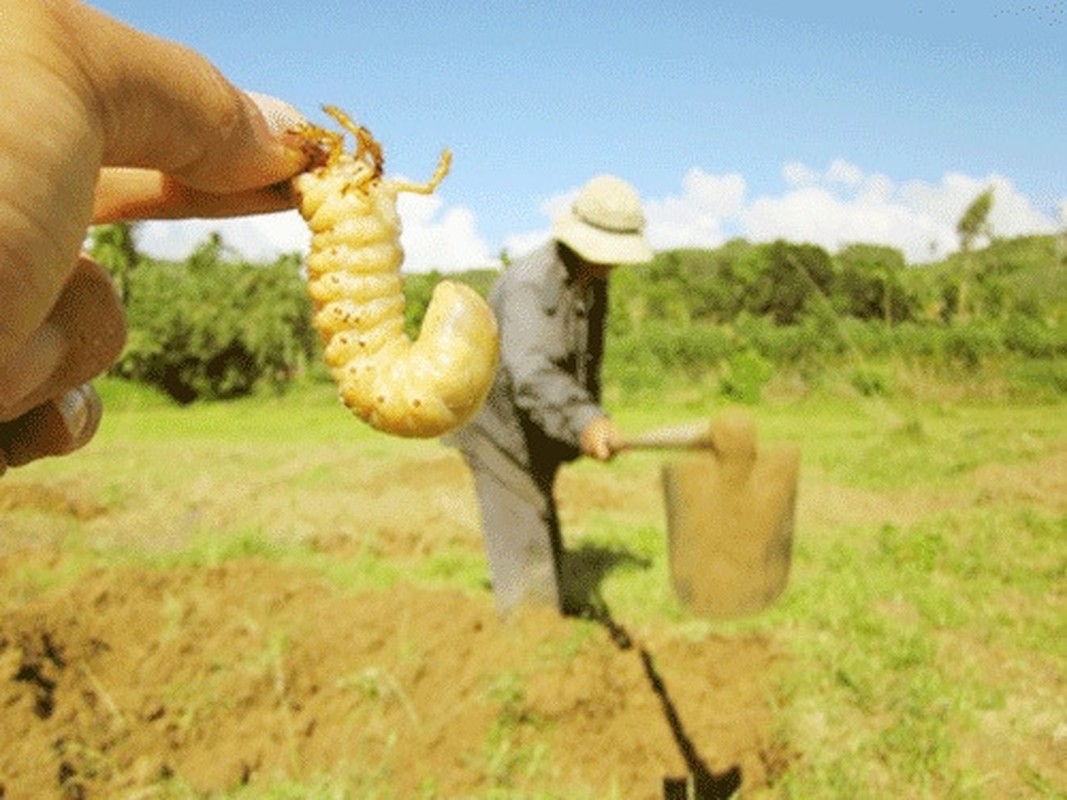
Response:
[246,91,306,137]
[245,91,310,175]
[55,384,102,446]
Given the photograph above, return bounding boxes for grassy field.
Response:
[1,375,1064,798]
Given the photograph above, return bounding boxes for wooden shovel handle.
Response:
[615,420,717,452]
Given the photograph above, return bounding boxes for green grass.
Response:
[602,389,1067,797]
[3,374,1065,798]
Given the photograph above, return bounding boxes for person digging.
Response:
[445,175,654,617]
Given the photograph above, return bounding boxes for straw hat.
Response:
[552,175,654,265]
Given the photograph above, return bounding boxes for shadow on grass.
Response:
[560,543,742,800]
[560,541,652,614]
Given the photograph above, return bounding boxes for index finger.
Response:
[0,2,307,367]
[65,3,306,192]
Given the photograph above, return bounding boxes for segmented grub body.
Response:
[294,107,499,438]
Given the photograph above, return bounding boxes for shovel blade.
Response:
[662,433,799,620]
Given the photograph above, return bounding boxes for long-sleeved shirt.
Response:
[446,241,608,477]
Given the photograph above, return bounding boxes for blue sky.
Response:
[92,0,1065,269]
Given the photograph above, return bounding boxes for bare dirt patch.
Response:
[0,559,784,799]
[801,443,1067,529]
[969,443,1067,513]
[0,482,108,522]
[5,418,1060,797]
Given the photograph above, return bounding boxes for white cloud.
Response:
[782,162,817,188]
[507,169,750,257]
[503,229,552,259]
[505,163,1061,266]
[134,191,493,273]
[135,210,308,262]
[502,188,580,259]
[395,192,494,272]
[646,160,1063,263]
[826,158,864,188]
[742,182,952,259]
[132,161,1064,271]
[644,169,747,250]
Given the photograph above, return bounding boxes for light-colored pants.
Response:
[462,451,563,616]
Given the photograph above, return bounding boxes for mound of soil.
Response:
[0,558,786,798]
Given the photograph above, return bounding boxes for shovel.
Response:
[616,408,800,620]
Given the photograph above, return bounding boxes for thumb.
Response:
[0,256,126,422]
[0,384,104,470]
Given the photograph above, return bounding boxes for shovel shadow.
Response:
[560,542,651,616]
[561,543,745,800]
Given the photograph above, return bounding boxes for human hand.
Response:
[580,415,621,461]
[0,257,122,476]
[0,0,309,474]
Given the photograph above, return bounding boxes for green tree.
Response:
[188,231,230,273]
[116,236,315,402]
[748,240,834,325]
[955,187,994,320]
[88,222,140,302]
[403,270,440,338]
[834,243,913,323]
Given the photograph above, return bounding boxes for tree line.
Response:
[599,231,1064,400]
[88,189,1065,404]
[90,226,316,403]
